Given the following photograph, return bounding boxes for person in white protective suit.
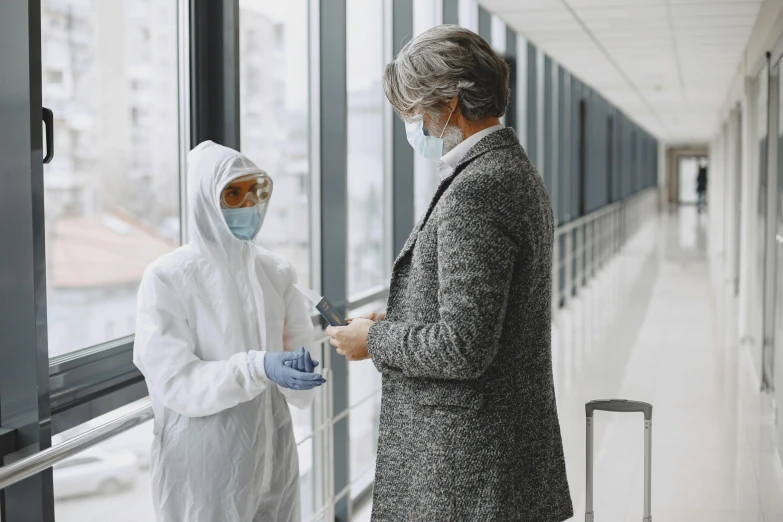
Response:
[133,140,325,522]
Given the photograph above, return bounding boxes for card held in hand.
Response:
[293,284,348,327]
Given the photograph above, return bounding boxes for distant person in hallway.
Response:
[697,158,708,212]
[326,25,573,522]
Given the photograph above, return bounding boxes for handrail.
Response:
[554,187,656,237]
[0,403,153,491]
[2,335,336,492]
[556,200,622,236]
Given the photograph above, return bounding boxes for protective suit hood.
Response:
[133,140,316,521]
[187,140,267,254]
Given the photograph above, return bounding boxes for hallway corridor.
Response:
[556,207,783,522]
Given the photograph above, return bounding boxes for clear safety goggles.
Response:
[220,173,274,209]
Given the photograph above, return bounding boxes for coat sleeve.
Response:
[367,174,520,380]
[133,265,268,418]
[276,266,319,409]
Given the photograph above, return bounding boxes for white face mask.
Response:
[405,109,454,160]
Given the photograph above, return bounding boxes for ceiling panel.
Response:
[481,0,764,142]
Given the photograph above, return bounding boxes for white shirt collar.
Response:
[440,124,505,173]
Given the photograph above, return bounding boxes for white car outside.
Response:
[53,449,138,499]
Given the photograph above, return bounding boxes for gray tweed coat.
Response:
[366,128,573,521]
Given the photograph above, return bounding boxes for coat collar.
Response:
[392,127,521,269]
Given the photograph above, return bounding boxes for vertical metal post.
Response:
[597,216,603,269]
[318,0,350,519]
[505,28,517,134]
[575,226,582,294]
[585,415,594,522]
[733,106,743,296]
[477,5,490,40]
[550,60,560,315]
[527,42,538,166]
[442,0,458,25]
[644,419,653,522]
[537,48,546,179]
[763,55,779,391]
[564,229,573,305]
[391,0,414,258]
[189,0,241,149]
[0,1,54,520]
[177,0,192,244]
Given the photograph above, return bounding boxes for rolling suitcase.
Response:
[585,399,653,522]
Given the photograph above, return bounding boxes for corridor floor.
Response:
[555,206,783,522]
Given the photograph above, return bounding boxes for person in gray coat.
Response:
[326,25,573,522]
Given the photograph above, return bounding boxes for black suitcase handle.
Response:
[585,399,653,420]
[585,399,653,522]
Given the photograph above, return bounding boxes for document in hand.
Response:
[293,284,348,327]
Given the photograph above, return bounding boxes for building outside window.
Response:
[42,0,181,358]
[346,0,387,297]
[240,0,312,289]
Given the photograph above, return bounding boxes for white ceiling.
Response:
[480,0,764,143]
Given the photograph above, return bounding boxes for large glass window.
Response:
[413,0,442,220]
[41,0,181,357]
[239,0,311,287]
[346,0,387,297]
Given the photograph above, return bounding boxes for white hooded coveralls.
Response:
[133,141,316,522]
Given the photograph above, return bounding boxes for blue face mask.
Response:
[222,207,266,241]
[404,110,454,159]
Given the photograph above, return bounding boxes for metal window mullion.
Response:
[189,0,240,148]
[537,48,545,176]
[505,28,517,132]
[0,1,55,520]
[383,0,395,285]
[478,5,490,41]
[392,1,415,258]
[762,57,779,391]
[318,1,350,519]
[177,0,192,245]
[564,228,573,306]
[442,0,458,25]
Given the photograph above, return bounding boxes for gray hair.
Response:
[383,25,510,122]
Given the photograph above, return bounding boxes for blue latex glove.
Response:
[288,347,319,373]
[263,351,326,390]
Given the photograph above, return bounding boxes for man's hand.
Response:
[326,318,373,361]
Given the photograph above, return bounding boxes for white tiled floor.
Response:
[557,207,783,522]
[354,207,783,522]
